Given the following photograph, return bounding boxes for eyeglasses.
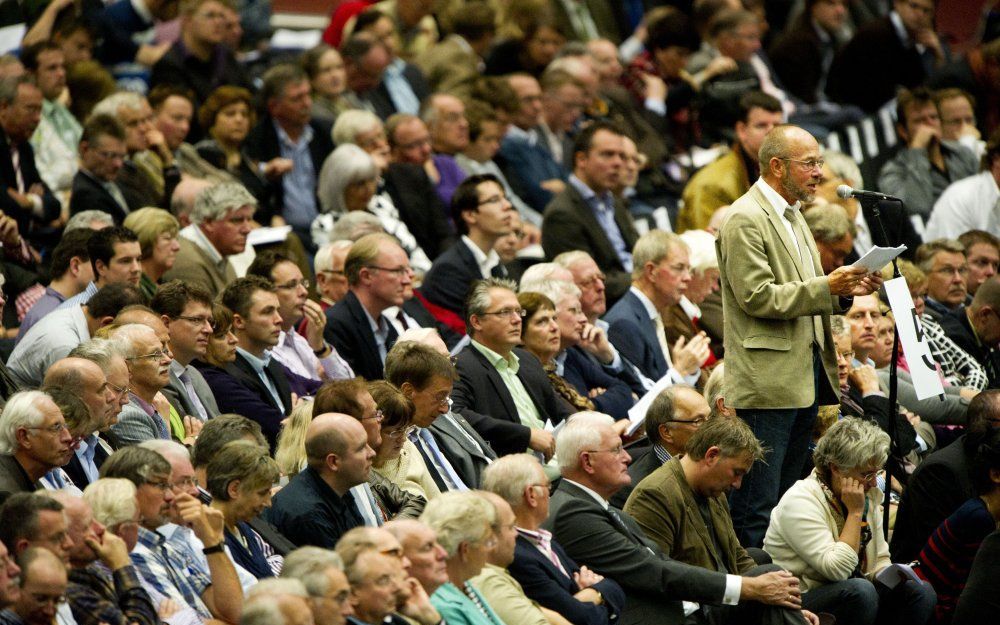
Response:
[176,315,216,330]
[145,479,172,492]
[782,158,825,171]
[585,444,625,456]
[95,149,126,161]
[386,425,417,439]
[856,468,881,482]
[667,416,708,425]
[108,381,131,398]
[319,269,346,277]
[837,351,856,361]
[365,265,412,277]
[361,408,385,423]
[127,349,169,362]
[435,395,453,408]
[931,265,969,276]
[478,194,509,207]
[26,422,69,435]
[474,535,498,549]
[530,483,554,495]
[479,308,527,320]
[275,278,310,290]
[171,476,198,490]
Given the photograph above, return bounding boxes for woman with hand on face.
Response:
[764,417,937,625]
[206,440,283,580]
[369,380,441,502]
[196,86,288,225]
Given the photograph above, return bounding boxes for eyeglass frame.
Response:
[477,307,527,320]
[781,157,826,171]
[126,349,170,362]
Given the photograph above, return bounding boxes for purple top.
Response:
[16,287,66,343]
[432,154,469,207]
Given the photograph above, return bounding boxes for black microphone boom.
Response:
[836,184,901,202]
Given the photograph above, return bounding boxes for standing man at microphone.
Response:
[719,124,882,548]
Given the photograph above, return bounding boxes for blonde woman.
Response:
[123,207,180,300]
[274,400,312,479]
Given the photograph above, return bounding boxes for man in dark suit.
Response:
[482,453,626,625]
[69,115,131,224]
[219,276,297,448]
[386,335,496,491]
[610,385,708,508]
[421,174,513,316]
[938,276,1000,387]
[383,162,456,259]
[452,279,573,459]
[768,0,850,105]
[0,76,61,248]
[542,121,639,306]
[604,230,710,384]
[325,233,408,382]
[826,0,944,113]
[244,64,334,246]
[349,13,432,117]
[0,391,73,495]
[544,413,813,625]
[891,390,1000,562]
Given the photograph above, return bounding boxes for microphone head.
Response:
[836,185,854,199]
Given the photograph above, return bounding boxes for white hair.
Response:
[83,478,139,527]
[110,323,158,358]
[190,182,258,225]
[246,577,309,600]
[332,109,383,146]
[396,327,440,344]
[317,144,379,214]
[522,279,581,306]
[314,240,353,273]
[91,91,145,118]
[481,453,544,508]
[556,411,615,472]
[678,229,718,275]
[419,491,496,557]
[519,263,571,291]
[0,391,54,454]
[139,439,191,464]
[281,547,345,598]
[64,210,115,233]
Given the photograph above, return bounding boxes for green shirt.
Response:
[471,340,544,430]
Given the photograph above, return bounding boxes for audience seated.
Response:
[279,546,353,625]
[352,11,432,118]
[541,121,640,306]
[107,323,176,447]
[768,0,851,105]
[482,453,626,625]
[958,230,1000,297]
[938,276,1000,387]
[764,417,937,625]
[0,391,72,494]
[878,88,979,226]
[663,230,721,359]
[610,385,708,508]
[924,132,1000,240]
[324,233,409,381]
[422,174,515,317]
[59,225,142,310]
[7,548,70,625]
[367,379,437,499]
[17,230,93,341]
[162,182,255,297]
[23,41,80,198]
[546,412,816,625]
[385,335,496,491]
[414,4,495,99]
[452,278,571,459]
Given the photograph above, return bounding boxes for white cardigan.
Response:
[764,470,891,592]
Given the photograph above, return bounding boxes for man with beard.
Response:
[0,391,74,494]
[718,124,882,548]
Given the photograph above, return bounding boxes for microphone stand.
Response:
[862,197,902,540]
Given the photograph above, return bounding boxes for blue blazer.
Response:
[563,347,635,421]
[603,291,668,381]
[497,133,568,211]
[508,534,626,625]
[192,360,291,451]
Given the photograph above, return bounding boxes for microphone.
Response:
[836,185,901,202]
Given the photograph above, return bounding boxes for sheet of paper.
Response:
[246,225,292,246]
[270,28,322,50]
[874,563,920,590]
[851,245,907,273]
[0,24,26,54]
[625,371,677,435]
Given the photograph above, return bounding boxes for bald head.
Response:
[304,413,372,493]
[42,358,103,389]
[758,125,822,205]
[305,413,358,461]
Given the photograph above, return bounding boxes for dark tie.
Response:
[396,310,410,331]
[491,263,509,278]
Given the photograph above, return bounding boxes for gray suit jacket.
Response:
[162,365,220,421]
[544,479,727,625]
[0,454,40,495]
[427,411,496,489]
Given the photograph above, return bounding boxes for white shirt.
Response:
[923,171,1000,240]
[754,177,815,275]
[853,208,874,257]
[462,235,501,278]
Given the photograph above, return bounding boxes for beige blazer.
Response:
[162,237,237,298]
[716,183,844,409]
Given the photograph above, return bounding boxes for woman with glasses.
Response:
[764,417,937,625]
[124,208,181,300]
[369,380,441,502]
[421,491,506,625]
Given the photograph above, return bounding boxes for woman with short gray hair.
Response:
[764,417,936,625]
[314,144,431,272]
[420,491,505,625]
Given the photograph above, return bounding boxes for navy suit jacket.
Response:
[324,290,398,382]
[452,345,573,457]
[0,130,60,242]
[421,240,508,315]
[192,358,292,450]
[69,170,129,224]
[509,534,626,625]
[563,347,634,420]
[63,443,110,490]
[497,132,568,211]
[604,291,668,381]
